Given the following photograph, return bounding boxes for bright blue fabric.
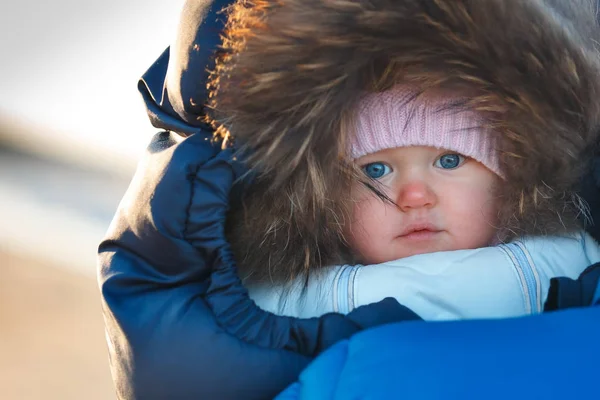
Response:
[278,306,600,399]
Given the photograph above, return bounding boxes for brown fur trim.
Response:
[209,0,600,283]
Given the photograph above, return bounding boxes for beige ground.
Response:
[0,252,115,400]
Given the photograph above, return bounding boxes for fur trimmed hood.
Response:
[209,0,600,283]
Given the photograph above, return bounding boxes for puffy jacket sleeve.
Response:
[98,132,306,399]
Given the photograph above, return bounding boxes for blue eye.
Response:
[435,153,465,170]
[362,162,392,179]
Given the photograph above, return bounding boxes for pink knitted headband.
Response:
[350,85,501,177]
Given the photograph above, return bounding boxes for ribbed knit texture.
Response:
[351,86,500,176]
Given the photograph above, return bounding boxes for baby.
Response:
[246,85,600,320]
[347,85,502,263]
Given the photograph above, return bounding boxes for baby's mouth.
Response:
[397,223,443,240]
[399,229,441,240]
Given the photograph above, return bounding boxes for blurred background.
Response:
[0,1,185,398]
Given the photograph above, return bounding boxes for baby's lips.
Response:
[397,221,441,237]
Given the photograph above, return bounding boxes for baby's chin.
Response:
[363,241,462,265]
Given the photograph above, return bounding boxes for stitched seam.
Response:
[338,266,351,314]
[515,241,543,312]
[508,241,539,314]
[349,266,362,311]
[332,265,345,313]
[499,244,532,314]
[353,266,362,311]
[347,267,356,312]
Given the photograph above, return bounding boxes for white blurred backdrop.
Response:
[0,1,185,398]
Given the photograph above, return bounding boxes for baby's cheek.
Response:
[345,201,373,247]
[468,189,500,244]
[352,199,386,236]
[448,187,498,245]
[347,198,392,262]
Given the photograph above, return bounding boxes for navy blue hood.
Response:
[137,0,233,136]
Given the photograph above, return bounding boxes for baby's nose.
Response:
[396,181,436,211]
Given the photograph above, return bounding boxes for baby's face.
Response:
[346,146,500,264]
